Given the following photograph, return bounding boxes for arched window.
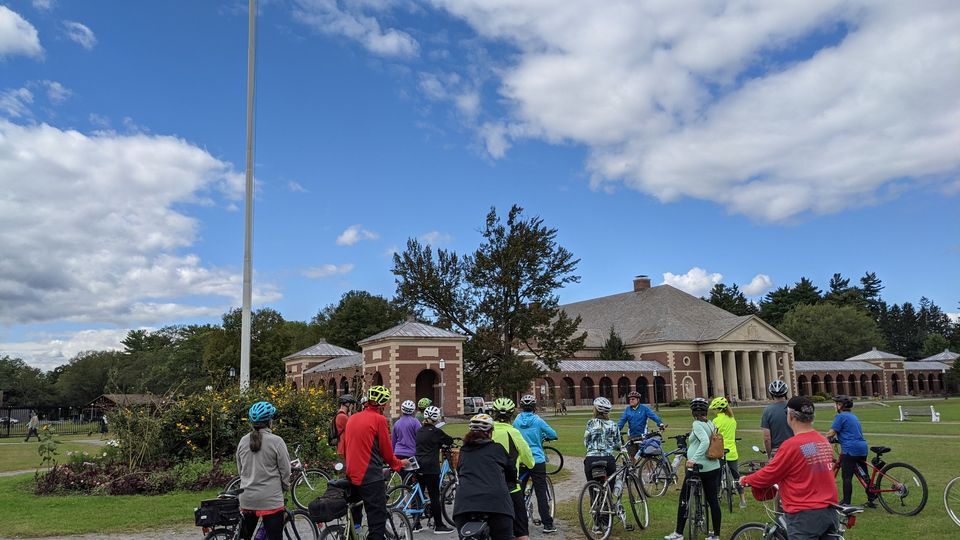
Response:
[617,377,631,402]
[937,373,943,392]
[835,374,845,395]
[797,375,808,396]
[811,375,821,395]
[860,374,868,396]
[328,378,337,395]
[654,376,667,403]
[682,376,696,399]
[636,377,649,403]
[542,377,556,401]
[562,377,576,401]
[891,374,900,395]
[870,374,881,396]
[848,374,857,396]
[599,377,613,399]
[908,374,917,394]
[580,377,596,403]
[373,371,384,387]
[340,377,349,395]
[823,375,833,395]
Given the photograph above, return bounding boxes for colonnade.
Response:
[701,350,787,401]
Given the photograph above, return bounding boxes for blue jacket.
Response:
[513,412,558,464]
[617,404,663,436]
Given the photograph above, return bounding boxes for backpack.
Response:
[706,421,725,460]
[326,411,346,447]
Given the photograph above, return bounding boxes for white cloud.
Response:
[0,87,33,117]
[293,0,419,58]
[0,328,129,371]
[662,267,723,297]
[302,263,355,279]
[287,180,308,192]
[336,224,379,246]
[32,1,55,11]
[0,119,279,326]
[63,20,96,50]
[88,112,110,127]
[420,230,452,245]
[742,274,774,297]
[0,6,42,59]
[41,80,70,103]
[423,1,960,222]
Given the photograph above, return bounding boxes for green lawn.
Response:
[0,440,105,472]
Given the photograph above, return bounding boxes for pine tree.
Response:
[598,326,634,360]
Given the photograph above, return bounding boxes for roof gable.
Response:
[844,347,905,362]
[283,340,358,361]
[357,320,465,346]
[706,316,794,344]
[918,349,959,362]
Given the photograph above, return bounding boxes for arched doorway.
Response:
[599,377,613,400]
[811,375,821,395]
[372,371,384,387]
[654,376,667,403]
[580,377,596,403]
[937,373,944,392]
[891,374,900,395]
[636,377,649,403]
[328,378,337,395]
[542,377,556,402]
[415,369,439,405]
[562,377,576,401]
[871,374,881,397]
[340,377,349,395]
[908,374,917,394]
[860,374,869,396]
[848,374,857,396]
[797,375,808,396]
[824,375,833,395]
[835,374,846,395]
[617,377,631,402]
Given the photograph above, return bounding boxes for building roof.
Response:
[357,320,465,346]
[844,347,905,362]
[283,340,358,361]
[535,359,671,374]
[904,361,953,371]
[794,361,882,372]
[303,354,363,374]
[918,349,959,363]
[560,284,785,346]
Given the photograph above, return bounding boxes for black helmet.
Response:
[690,397,709,413]
[832,394,854,409]
[338,394,356,404]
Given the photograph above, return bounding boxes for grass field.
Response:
[0,440,105,473]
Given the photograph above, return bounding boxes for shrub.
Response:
[667,399,692,408]
[810,395,826,402]
[34,458,234,496]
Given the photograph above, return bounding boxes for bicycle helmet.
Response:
[248,401,276,423]
[401,400,416,415]
[832,394,854,409]
[768,379,789,397]
[627,390,641,400]
[338,394,356,405]
[417,397,432,409]
[468,413,494,432]
[709,396,729,411]
[492,397,516,415]
[519,394,537,409]
[367,385,391,405]
[593,397,612,414]
[423,405,442,422]
[690,397,709,414]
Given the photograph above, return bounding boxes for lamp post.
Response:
[652,369,660,412]
[439,358,446,416]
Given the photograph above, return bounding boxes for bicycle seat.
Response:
[459,518,490,539]
[831,504,864,516]
[328,478,353,491]
[870,446,891,455]
[688,463,703,472]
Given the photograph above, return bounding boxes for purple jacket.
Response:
[392,414,421,457]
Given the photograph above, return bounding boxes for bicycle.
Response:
[719,437,744,514]
[543,442,564,475]
[831,444,928,516]
[225,444,331,511]
[320,478,413,540]
[637,432,688,497]
[577,449,649,540]
[737,445,768,475]
[680,463,709,540]
[519,466,556,527]
[198,488,320,540]
[730,485,864,540]
[946,475,960,527]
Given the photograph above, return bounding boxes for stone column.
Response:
[711,351,726,397]
[757,351,769,396]
[724,351,737,399]
[742,351,754,401]
[767,351,779,385]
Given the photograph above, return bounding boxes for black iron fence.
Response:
[0,406,104,438]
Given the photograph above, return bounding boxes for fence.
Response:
[0,406,104,438]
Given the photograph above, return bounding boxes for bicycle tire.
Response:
[625,473,649,530]
[386,508,413,540]
[638,458,668,497]
[386,485,414,510]
[945,476,960,527]
[224,476,241,493]
[737,460,767,475]
[285,509,320,540]
[440,480,457,527]
[721,467,734,514]
[203,528,235,540]
[544,446,564,474]
[292,469,331,510]
[385,471,406,506]
[684,482,706,540]
[729,522,786,540]
[876,462,928,516]
[578,480,612,540]
[318,524,345,540]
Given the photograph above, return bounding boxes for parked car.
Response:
[462,396,485,415]
[483,401,494,414]
[0,417,19,426]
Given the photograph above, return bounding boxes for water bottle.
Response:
[672,454,683,470]
[254,527,267,540]
[614,474,623,497]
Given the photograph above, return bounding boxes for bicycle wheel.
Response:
[721,468,734,514]
[624,473,649,530]
[284,509,320,540]
[203,528,235,540]
[224,476,241,493]
[738,460,767,475]
[544,445,564,474]
[578,480,612,540]
[638,458,668,497]
[875,462,928,516]
[946,476,960,527]
[729,523,786,540]
[440,480,457,527]
[385,508,413,540]
[385,470,405,505]
[684,484,702,540]
[318,524,345,540]
[291,469,331,510]
[386,485,413,510]
[544,475,556,520]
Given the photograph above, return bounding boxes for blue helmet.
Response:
[248,401,276,423]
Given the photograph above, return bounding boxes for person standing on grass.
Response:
[236,401,291,540]
[710,396,747,508]
[761,380,792,458]
[664,397,722,540]
[618,390,666,463]
[24,411,40,442]
[414,405,455,534]
[824,395,874,507]
[582,397,621,481]
[514,394,558,534]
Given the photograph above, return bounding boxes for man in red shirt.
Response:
[334,394,355,458]
[343,385,408,540]
[740,396,840,539]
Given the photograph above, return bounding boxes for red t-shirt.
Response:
[742,430,838,513]
[343,405,403,486]
[335,411,348,457]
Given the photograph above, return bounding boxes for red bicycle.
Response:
[832,444,928,516]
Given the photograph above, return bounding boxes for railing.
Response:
[0,406,102,438]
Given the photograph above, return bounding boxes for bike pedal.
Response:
[533,520,542,526]
[625,525,635,531]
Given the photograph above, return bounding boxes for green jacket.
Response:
[686,420,720,473]
[493,421,535,493]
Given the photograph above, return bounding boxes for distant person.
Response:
[760,380,792,458]
[824,395,873,507]
[25,411,40,442]
[333,394,355,458]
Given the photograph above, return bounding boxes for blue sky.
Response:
[1,1,958,370]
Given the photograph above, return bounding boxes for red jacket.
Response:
[343,404,403,486]
[742,430,838,513]
[335,410,349,457]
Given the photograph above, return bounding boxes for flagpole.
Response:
[240,0,257,391]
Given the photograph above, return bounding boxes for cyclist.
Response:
[333,394,355,458]
[740,396,840,540]
[491,397,535,540]
[513,394,558,534]
[417,397,433,422]
[824,395,873,507]
[665,397,722,540]
[236,401,290,540]
[414,405,455,534]
[618,390,666,463]
[393,400,422,472]
[452,414,515,540]
[583,397,620,480]
[761,379,793,458]
[710,396,747,508]
[343,385,409,540]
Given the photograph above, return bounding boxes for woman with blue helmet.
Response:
[236,401,291,540]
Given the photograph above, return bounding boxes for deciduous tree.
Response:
[779,303,885,361]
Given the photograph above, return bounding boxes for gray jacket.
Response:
[236,428,291,510]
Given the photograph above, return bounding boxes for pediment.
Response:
[717,317,793,345]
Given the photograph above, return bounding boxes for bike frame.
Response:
[832,450,902,496]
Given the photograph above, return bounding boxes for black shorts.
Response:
[510,489,528,537]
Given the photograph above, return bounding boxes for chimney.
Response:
[633,275,651,292]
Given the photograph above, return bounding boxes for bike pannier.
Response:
[640,438,663,456]
[308,484,349,523]
[195,497,241,527]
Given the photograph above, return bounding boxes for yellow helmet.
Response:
[367,385,391,405]
[709,396,729,411]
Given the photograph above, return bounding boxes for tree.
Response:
[53,350,125,407]
[598,326,634,360]
[920,333,950,358]
[0,356,55,406]
[392,205,586,396]
[203,308,294,385]
[312,290,409,351]
[759,277,822,327]
[860,272,885,319]
[779,303,886,362]
[706,283,758,316]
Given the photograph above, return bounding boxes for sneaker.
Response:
[664,533,683,540]
[433,525,454,535]
[542,525,558,534]
[864,500,878,509]
[706,536,721,540]
[412,521,423,532]
[739,500,748,509]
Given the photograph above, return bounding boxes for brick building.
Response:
[793,348,956,397]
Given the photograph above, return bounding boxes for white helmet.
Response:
[423,405,442,422]
[401,400,416,415]
[768,380,789,397]
[593,397,612,414]
[468,414,494,432]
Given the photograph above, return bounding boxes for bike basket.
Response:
[459,520,489,539]
[640,438,663,456]
[195,497,241,527]
[308,485,349,523]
